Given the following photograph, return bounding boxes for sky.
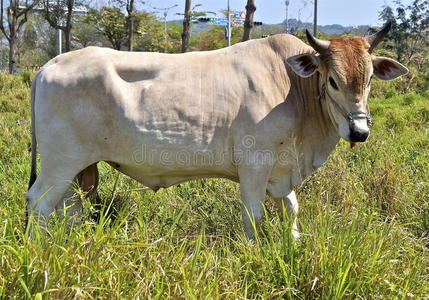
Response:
[142,0,413,27]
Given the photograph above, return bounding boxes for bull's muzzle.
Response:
[348,112,372,142]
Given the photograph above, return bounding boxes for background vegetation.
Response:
[0,70,428,299]
[0,0,428,299]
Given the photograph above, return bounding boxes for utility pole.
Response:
[227,0,231,47]
[153,4,178,50]
[285,0,290,33]
[58,27,62,54]
[313,0,318,35]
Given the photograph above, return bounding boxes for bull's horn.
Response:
[305,29,330,55]
[366,22,392,53]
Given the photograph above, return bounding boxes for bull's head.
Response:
[286,23,408,143]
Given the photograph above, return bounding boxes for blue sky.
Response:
[144,0,412,26]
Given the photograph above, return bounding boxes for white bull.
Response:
[27,23,408,238]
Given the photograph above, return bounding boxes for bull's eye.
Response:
[329,76,338,90]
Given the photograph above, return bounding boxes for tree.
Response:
[192,26,225,50]
[84,6,162,51]
[43,0,84,53]
[0,0,41,73]
[242,0,255,41]
[377,6,397,45]
[192,24,243,51]
[136,12,182,53]
[84,7,128,50]
[178,3,214,52]
[115,0,139,51]
[17,13,37,65]
[378,5,395,24]
[404,0,429,61]
[378,0,429,63]
[72,16,102,48]
[125,0,135,51]
[181,0,191,52]
[32,14,57,64]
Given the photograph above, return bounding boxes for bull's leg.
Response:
[55,163,99,218]
[238,166,270,239]
[26,160,87,228]
[275,190,299,239]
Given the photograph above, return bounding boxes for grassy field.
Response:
[0,72,428,299]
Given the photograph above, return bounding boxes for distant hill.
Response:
[284,19,370,35]
[169,18,371,36]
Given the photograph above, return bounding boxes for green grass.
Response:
[0,72,428,299]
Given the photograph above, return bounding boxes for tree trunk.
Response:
[127,0,135,51]
[64,29,71,52]
[242,0,256,41]
[43,0,73,53]
[114,40,121,51]
[64,0,74,53]
[128,15,134,51]
[8,38,17,74]
[181,0,192,53]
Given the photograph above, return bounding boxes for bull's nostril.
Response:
[350,130,369,142]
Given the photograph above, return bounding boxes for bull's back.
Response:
[36,47,245,176]
[34,36,304,179]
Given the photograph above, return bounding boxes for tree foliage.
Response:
[0,0,41,73]
[114,0,140,51]
[191,25,243,51]
[83,6,181,52]
[43,0,85,52]
[84,6,129,50]
[72,16,102,48]
[136,14,182,53]
[176,2,215,52]
[378,0,429,66]
[1,0,427,81]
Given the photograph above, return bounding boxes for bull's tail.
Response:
[28,72,39,190]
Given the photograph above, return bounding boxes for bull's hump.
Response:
[40,47,122,90]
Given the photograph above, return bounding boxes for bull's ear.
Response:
[372,57,409,80]
[286,53,320,78]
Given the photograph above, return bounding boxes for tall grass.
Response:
[0,72,428,298]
